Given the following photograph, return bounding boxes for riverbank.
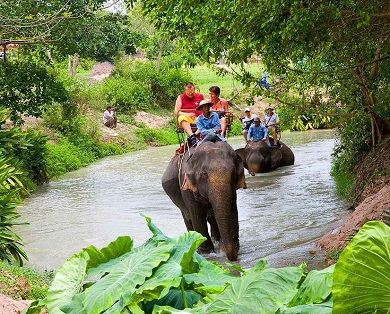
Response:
[317,135,390,258]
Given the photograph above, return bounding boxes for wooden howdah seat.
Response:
[176,111,234,146]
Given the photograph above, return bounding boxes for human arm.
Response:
[262,125,268,140]
[247,126,253,141]
[196,113,221,136]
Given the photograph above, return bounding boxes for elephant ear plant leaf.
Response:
[332,221,390,314]
[31,217,390,314]
[44,251,89,314]
[203,266,304,314]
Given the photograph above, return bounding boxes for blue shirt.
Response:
[247,123,268,141]
[196,112,225,141]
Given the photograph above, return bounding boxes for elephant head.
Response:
[162,141,246,261]
[236,140,294,174]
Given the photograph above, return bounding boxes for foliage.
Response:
[138,0,390,174]
[45,135,129,178]
[0,61,69,125]
[0,109,49,187]
[50,11,144,61]
[0,159,28,266]
[135,127,178,146]
[0,1,107,51]
[332,221,390,313]
[22,219,390,313]
[99,59,192,113]
[0,260,54,300]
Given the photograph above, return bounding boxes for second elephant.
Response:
[235,140,294,174]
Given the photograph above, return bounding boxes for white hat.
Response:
[244,107,250,112]
[196,99,213,111]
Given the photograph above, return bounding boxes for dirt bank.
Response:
[318,136,390,255]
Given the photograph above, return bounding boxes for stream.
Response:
[15,129,348,271]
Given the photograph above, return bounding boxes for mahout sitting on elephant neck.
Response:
[162,141,246,261]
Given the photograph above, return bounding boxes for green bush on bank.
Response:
[99,59,192,113]
[0,260,54,300]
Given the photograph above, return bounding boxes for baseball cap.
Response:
[253,117,260,122]
[244,107,250,112]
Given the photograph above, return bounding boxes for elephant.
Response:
[235,140,294,174]
[162,140,246,261]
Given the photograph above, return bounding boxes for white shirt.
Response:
[103,109,115,124]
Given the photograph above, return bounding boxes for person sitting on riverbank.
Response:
[174,82,204,145]
[103,106,117,128]
[247,117,268,144]
[196,99,226,144]
[209,85,229,136]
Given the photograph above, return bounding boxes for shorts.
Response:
[177,114,196,125]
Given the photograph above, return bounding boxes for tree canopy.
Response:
[138,0,390,149]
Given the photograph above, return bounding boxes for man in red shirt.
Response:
[174,82,204,143]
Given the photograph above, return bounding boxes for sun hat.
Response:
[244,107,251,112]
[253,117,260,122]
[196,99,213,111]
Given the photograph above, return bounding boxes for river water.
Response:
[15,129,348,271]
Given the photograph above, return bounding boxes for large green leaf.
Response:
[83,239,174,314]
[288,265,334,306]
[204,266,304,313]
[134,231,205,303]
[184,260,235,295]
[333,221,390,314]
[45,251,89,314]
[83,236,133,270]
[278,299,333,314]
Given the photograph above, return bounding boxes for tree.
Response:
[138,0,390,149]
[0,1,142,74]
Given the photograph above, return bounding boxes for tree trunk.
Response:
[68,53,80,76]
[155,40,165,71]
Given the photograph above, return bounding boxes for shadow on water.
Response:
[15,129,348,271]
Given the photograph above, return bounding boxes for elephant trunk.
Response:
[207,172,239,261]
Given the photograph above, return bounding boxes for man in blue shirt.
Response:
[195,99,226,143]
[247,117,269,145]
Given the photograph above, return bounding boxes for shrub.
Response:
[98,58,192,113]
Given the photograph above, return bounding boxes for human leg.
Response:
[104,117,115,128]
[220,117,227,136]
[242,129,248,142]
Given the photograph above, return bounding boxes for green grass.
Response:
[0,260,54,300]
[188,64,264,99]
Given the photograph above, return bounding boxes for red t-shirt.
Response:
[180,93,204,117]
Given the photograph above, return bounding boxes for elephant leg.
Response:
[186,201,214,253]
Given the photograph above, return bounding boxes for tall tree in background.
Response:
[138,0,390,150]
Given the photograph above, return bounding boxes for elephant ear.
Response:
[269,147,282,170]
[182,173,198,192]
[235,148,245,161]
[235,155,247,190]
[235,148,247,168]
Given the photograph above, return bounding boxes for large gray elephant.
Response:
[162,141,246,261]
[235,140,294,174]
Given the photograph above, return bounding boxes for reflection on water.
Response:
[15,130,348,270]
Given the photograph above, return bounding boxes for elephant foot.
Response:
[198,240,215,255]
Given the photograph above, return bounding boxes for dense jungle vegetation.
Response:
[0,0,389,313]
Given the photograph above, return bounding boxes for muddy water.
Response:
[15,129,348,270]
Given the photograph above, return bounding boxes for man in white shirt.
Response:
[240,107,257,142]
[263,106,279,145]
[103,106,117,128]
